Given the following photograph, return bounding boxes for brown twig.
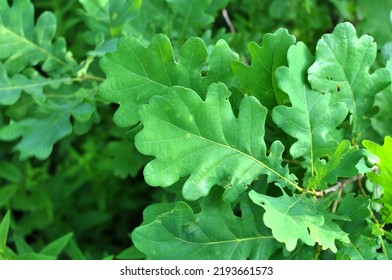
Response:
[222,9,236,33]
[321,165,378,196]
[332,187,343,213]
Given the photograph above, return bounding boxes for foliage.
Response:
[0,0,391,260]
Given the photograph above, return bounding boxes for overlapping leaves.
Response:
[0,0,76,75]
[0,0,101,160]
[100,34,238,127]
[249,190,350,252]
[272,42,348,180]
[307,140,362,190]
[0,88,97,159]
[232,28,296,107]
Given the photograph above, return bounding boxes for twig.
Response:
[322,165,378,196]
[222,9,236,33]
[332,187,343,213]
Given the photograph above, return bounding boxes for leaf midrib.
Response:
[149,113,299,190]
[0,26,73,70]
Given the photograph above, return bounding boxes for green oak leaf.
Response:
[200,39,239,91]
[308,140,362,190]
[132,190,280,259]
[272,42,348,180]
[232,28,296,107]
[166,0,214,40]
[308,22,390,143]
[336,193,370,235]
[0,113,72,160]
[135,83,298,202]
[99,34,239,127]
[249,190,350,252]
[0,0,76,75]
[0,63,72,106]
[363,136,392,224]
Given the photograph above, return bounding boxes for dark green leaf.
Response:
[232,28,296,107]
[132,191,280,259]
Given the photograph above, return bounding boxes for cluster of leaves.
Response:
[0,0,392,260]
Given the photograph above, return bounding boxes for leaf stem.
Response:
[74,74,105,82]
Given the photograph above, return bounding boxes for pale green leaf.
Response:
[308,22,391,143]
[363,136,392,224]
[132,190,280,259]
[232,28,296,107]
[249,190,350,252]
[135,83,298,202]
[100,34,240,128]
[273,42,348,179]
[0,0,76,75]
[308,140,362,190]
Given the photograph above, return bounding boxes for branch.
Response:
[310,166,379,197]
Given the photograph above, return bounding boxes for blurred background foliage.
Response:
[0,0,391,259]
